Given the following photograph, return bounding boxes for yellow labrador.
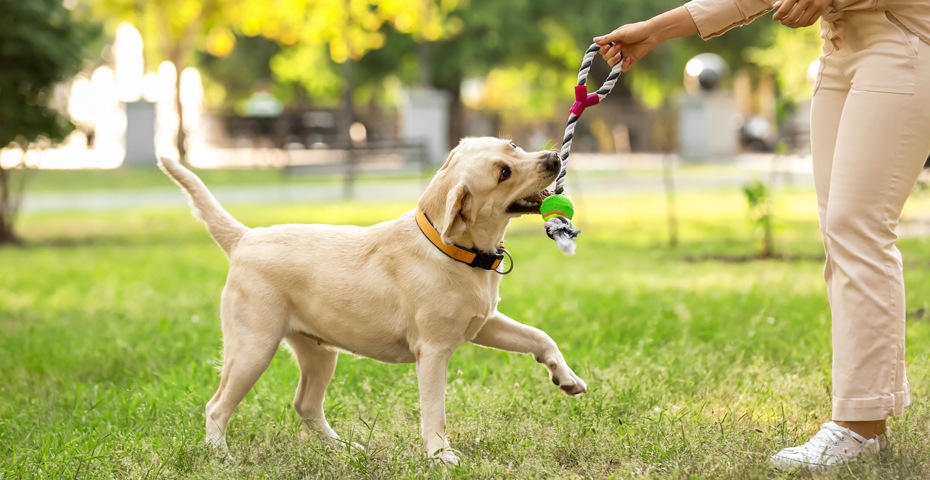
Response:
[159,137,586,465]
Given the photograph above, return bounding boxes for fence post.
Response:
[344,144,356,201]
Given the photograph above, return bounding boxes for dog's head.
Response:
[417,137,560,251]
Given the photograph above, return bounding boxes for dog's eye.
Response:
[510,143,517,149]
[499,167,511,182]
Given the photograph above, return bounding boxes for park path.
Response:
[22,156,815,213]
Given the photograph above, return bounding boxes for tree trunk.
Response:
[338,59,355,142]
[0,166,12,244]
[173,54,188,165]
[662,154,678,249]
[447,84,464,150]
[340,60,355,200]
[417,40,431,88]
[0,166,22,245]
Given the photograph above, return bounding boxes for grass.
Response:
[2,184,930,478]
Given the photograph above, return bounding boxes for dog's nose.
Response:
[543,151,561,173]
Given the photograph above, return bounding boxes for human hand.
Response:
[594,22,658,72]
[771,0,831,28]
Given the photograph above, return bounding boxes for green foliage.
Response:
[0,0,99,149]
[270,43,343,106]
[747,23,823,103]
[4,186,930,477]
[370,0,785,119]
[0,0,99,244]
[744,180,774,257]
[198,34,281,111]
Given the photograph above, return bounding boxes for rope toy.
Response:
[543,44,623,255]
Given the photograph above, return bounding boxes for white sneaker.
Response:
[770,422,880,470]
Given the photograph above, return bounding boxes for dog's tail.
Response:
[158,157,248,256]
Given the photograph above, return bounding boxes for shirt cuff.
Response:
[685,0,775,40]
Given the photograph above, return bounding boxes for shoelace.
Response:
[806,424,848,451]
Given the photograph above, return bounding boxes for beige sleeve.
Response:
[685,0,776,40]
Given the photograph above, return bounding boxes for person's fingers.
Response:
[596,32,622,61]
[795,7,820,27]
[784,8,808,26]
[599,43,622,62]
[607,50,622,67]
[604,44,622,59]
[772,0,797,20]
[781,0,809,25]
[594,28,627,47]
[620,55,634,73]
[599,46,611,61]
[806,5,830,26]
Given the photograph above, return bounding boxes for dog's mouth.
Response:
[506,189,552,214]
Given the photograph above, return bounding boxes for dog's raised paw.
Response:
[556,374,587,396]
[560,382,587,396]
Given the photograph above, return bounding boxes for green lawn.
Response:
[2,186,930,479]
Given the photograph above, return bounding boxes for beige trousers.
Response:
[811,9,930,422]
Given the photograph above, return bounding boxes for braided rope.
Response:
[554,44,624,195]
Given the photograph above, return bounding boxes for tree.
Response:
[0,0,99,245]
[342,0,784,141]
[91,0,232,163]
[748,23,823,104]
[263,0,460,139]
[91,0,452,157]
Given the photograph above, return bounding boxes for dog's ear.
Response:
[440,183,473,245]
[437,143,462,172]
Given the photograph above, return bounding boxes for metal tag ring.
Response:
[496,248,514,275]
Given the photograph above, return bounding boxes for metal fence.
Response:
[283,140,432,200]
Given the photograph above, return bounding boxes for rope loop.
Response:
[555,43,623,195]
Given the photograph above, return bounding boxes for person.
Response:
[594,0,930,470]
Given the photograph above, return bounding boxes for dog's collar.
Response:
[415,207,510,272]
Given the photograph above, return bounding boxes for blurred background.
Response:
[7,3,930,476]
[1,0,835,235]
[2,0,826,167]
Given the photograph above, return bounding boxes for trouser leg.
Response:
[810,85,848,305]
[822,65,930,422]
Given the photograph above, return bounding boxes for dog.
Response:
[158,137,587,465]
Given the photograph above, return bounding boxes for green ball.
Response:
[540,195,574,221]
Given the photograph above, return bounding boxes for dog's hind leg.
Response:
[204,289,284,453]
[470,311,587,396]
[283,333,343,446]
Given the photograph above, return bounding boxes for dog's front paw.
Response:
[537,353,588,396]
[550,368,587,396]
[205,436,234,462]
[428,448,460,466]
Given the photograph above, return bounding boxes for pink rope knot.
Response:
[569,85,599,116]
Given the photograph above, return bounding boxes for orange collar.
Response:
[415,207,507,271]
